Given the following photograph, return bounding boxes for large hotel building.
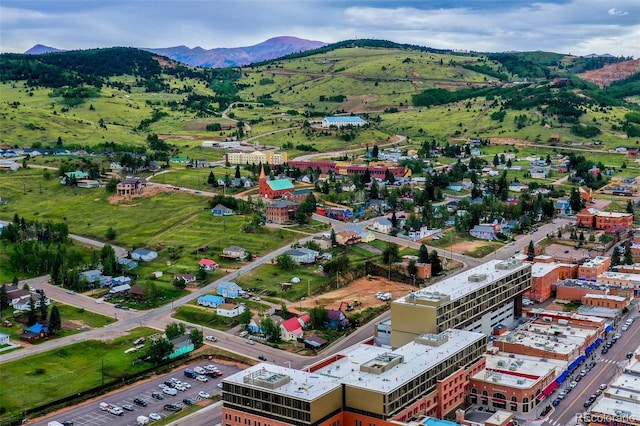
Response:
[390,259,531,347]
[221,259,532,426]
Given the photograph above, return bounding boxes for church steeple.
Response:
[259,164,266,182]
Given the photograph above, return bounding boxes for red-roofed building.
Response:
[199,258,218,271]
[280,317,304,341]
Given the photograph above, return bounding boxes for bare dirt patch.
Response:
[291,275,416,313]
[451,240,488,255]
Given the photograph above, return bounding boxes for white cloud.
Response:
[608,8,628,16]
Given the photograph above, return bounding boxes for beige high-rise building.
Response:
[225,150,287,165]
[391,259,532,347]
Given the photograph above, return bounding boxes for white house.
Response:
[470,224,499,241]
[408,226,440,241]
[508,182,529,192]
[372,217,393,234]
[280,317,304,341]
[216,302,245,318]
[286,247,319,264]
[130,248,158,262]
[530,169,549,179]
[221,245,247,260]
[0,333,9,345]
[13,296,50,312]
[217,281,243,298]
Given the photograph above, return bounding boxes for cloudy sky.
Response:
[1,0,638,57]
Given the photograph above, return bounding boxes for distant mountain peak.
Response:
[24,44,64,55]
[143,36,327,68]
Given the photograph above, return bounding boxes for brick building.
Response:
[577,256,611,281]
[525,262,559,303]
[265,200,299,224]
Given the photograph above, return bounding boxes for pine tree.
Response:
[418,244,430,263]
[624,241,634,265]
[429,250,442,275]
[28,296,37,326]
[49,305,61,333]
[612,247,621,266]
[527,240,535,261]
[0,284,8,310]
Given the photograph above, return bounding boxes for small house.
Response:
[326,309,349,330]
[174,273,196,284]
[216,302,245,318]
[221,245,247,260]
[199,258,218,271]
[117,258,138,271]
[21,323,49,342]
[211,204,234,216]
[198,294,225,308]
[286,247,319,265]
[79,269,103,284]
[335,231,361,246]
[130,285,145,301]
[0,333,9,345]
[280,317,304,341]
[217,281,243,298]
[530,169,549,179]
[130,248,158,262]
[112,276,132,286]
[470,224,499,241]
[372,217,393,234]
[554,198,573,216]
[109,283,131,294]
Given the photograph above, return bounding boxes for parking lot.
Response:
[34,360,240,426]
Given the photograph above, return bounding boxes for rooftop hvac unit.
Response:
[497,360,506,367]
[517,379,525,385]
[492,376,500,382]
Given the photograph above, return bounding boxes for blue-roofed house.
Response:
[112,276,132,286]
[130,248,158,262]
[217,281,243,298]
[197,294,225,308]
[79,269,103,284]
[321,116,367,128]
[21,323,49,342]
[117,258,138,271]
[286,247,319,264]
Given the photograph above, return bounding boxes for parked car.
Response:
[198,391,211,399]
[163,387,178,396]
[109,406,124,416]
[184,369,197,379]
[193,366,207,375]
[163,403,182,412]
[182,398,195,406]
[149,413,162,421]
[552,398,561,406]
[217,383,223,389]
[122,404,134,411]
[174,383,187,391]
[569,381,578,388]
[134,398,148,407]
[239,331,249,338]
[151,391,164,400]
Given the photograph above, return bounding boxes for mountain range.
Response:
[24,36,327,68]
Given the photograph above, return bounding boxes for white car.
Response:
[174,383,187,391]
[205,364,219,372]
[159,383,169,389]
[246,339,255,345]
[162,387,177,396]
[196,375,209,382]
[217,383,223,389]
[149,412,162,421]
[198,391,211,399]
[179,381,191,389]
[205,335,217,342]
[193,366,207,375]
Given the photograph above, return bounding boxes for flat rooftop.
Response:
[223,364,342,401]
[599,271,640,283]
[395,259,529,305]
[311,329,486,394]
[223,329,485,399]
[555,279,611,290]
[531,262,558,277]
[581,256,610,267]
[577,305,620,319]
[584,293,627,302]
[473,353,563,388]
[496,321,596,355]
[525,309,606,325]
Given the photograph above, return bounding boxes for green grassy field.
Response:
[0,328,156,422]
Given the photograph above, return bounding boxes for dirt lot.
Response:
[291,275,416,313]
